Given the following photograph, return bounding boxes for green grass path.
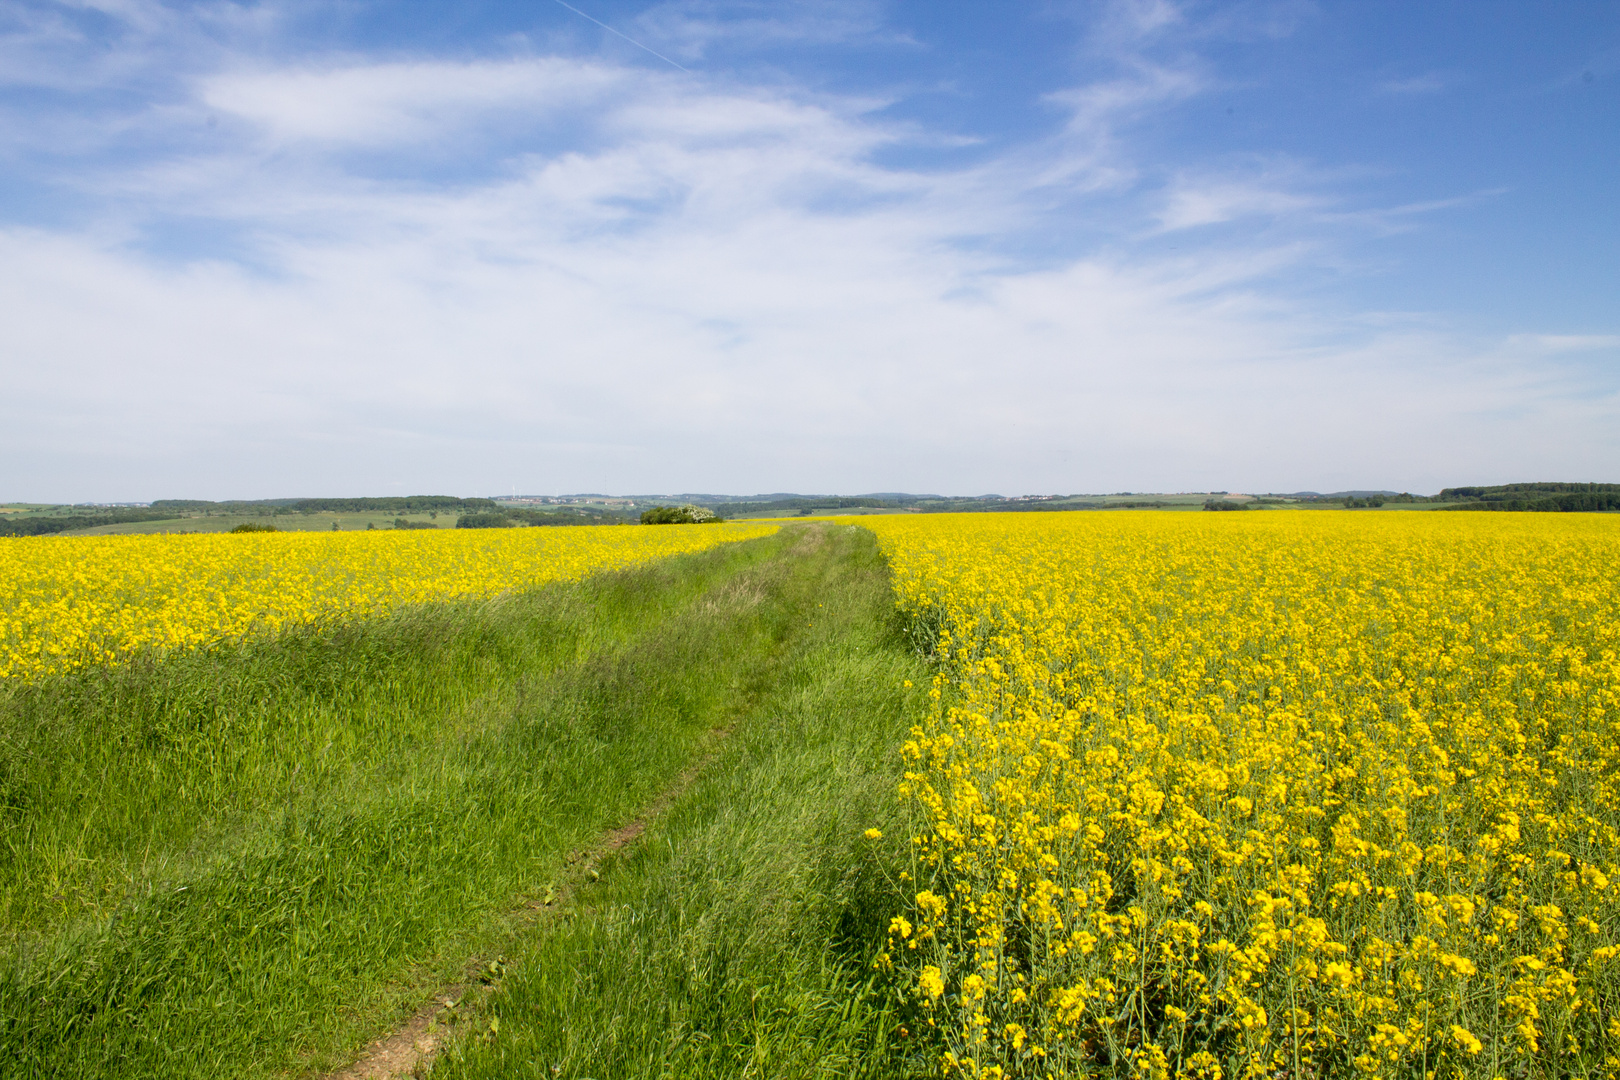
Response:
[0,523,928,1079]
[430,523,932,1080]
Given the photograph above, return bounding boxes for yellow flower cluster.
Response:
[0,523,774,680]
[859,511,1620,1079]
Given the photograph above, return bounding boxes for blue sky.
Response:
[1,0,1616,500]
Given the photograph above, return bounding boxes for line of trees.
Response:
[1436,482,1620,501]
[290,497,497,513]
[458,508,630,529]
[151,496,498,514]
[708,497,898,518]
[0,510,172,537]
[1441,492,1620,513]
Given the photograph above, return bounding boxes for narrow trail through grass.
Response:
[1,523,927,1079]
[326,739,723,1080]
[427,522,934,1080]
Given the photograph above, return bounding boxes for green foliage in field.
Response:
[0,526,928,1079]
[456,511,518,528]
[640,504,719,524]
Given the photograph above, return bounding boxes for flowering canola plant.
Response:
[858,511,1620,1079]
[0,523,775,680]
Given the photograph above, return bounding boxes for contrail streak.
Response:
[550,0,692,73]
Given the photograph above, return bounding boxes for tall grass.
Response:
[432,522,934,1079]
[1,527,874,1078]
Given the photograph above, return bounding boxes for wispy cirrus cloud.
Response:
[1156,174,1326,231]
[630,0,903,61]
[199,58,633,146]
[1376,71,1456,95]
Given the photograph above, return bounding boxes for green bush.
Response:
[228,523,279,533]
[456,513,516,529]
[639,505,718,525]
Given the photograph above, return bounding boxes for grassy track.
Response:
[431,523,931,1079]
[0,523,925,1078]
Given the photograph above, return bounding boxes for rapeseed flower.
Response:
[855,510,1620,1078]
[1,523,774,680]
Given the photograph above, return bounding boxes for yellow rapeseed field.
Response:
[0,523,775,680]
[858,511,1620,1079]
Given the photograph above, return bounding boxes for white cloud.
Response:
[3,142,1613,500]
[1048,62,1204,138]
[199,58,632,146]
[1085,0,1187,50]
[1157,177,1324,230]
[0,2,1614,501]
[630,0,900,61]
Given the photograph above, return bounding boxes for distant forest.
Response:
[457,507,628,528]
[713,497,898,517]
[711,495,1170,518]
[150,496,498,514]
[0,496,504,537]
[1433,482,1620,513]
[0,510,173,537]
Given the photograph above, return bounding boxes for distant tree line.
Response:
[148,499,296,512]
[458,507,630,529]
[1435,482,1620,501]
[0,510,172,537]
[1431,482,1620,513]
[1287,493,1422,506]
[710,497,898,518]
[1441,492,1620,514]
[292,496,498,513]
[151,496,497,514]
[712,495,1178,518]
[911,497,1169,513]
[1276,484,1619,512]
[703,494,1195,518]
